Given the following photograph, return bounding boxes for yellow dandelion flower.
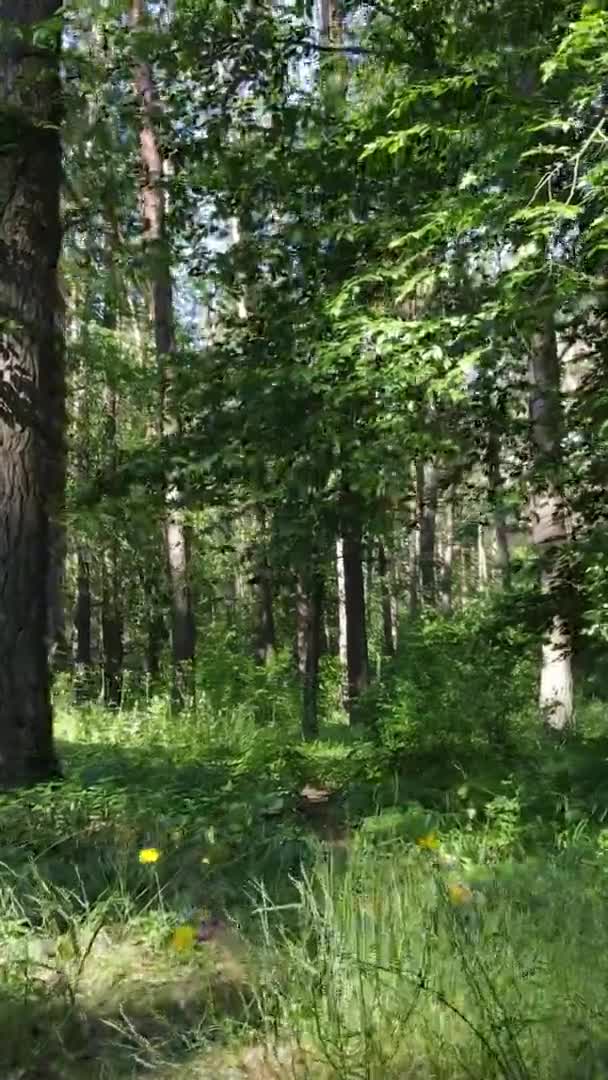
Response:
[139,847,161,865]
[416,832,440,851]
[448,882,474,906]
[171,925,197,952]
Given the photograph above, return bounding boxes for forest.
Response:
[0,0,608,1077]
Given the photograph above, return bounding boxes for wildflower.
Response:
[416,832,440,851]
[139,847,161,865]
[448,882,474,906]
[201,856,210,865]
[171,925,197,952]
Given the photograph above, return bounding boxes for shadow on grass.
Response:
[0,948,262,1080]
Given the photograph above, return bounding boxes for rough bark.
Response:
[378,542,395,656]
[0,0,63,785]
[528,318,573,731]
[132,0,195,707]
[296,571,324,740]
[341,525,369,716]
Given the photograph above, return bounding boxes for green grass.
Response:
[4,664,608,1079]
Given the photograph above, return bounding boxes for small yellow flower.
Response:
[201,856,210,865]
[139,847,161,865]
[448,882,474,906]
[416,832,440,851]
[171,925,197,952]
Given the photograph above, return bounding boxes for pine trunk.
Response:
[296,571,324,740]
[0,0,63,785]
[342,526,369,716]
[419,461,439,606]
[528,318,573,731]
[477,524,488,590]
[101,546,123,709]
[132,0,195,707]
[488,430,510,586]
[378,542,395,656]
[74,550,92,668]
[439,500,454,613]
[336,536,348,694]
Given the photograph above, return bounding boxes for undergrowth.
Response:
[3,611,608,1078]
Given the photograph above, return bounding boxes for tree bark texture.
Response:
[0,0,63,785]
[529,318,573,731]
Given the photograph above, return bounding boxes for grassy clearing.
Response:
[5,633,608,1078]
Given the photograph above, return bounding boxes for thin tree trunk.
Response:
[488,430,510,586]
[529,317,573,730]
[132,0,195,707]
[439,499,454,613]
[74,550,92,668]
[378,542,395,656]
[253,508,276,665]
[336,536,348,696]
[477,523,488,591]
[419,460,439,606]
[101,545,123,708]
[296,570,324,740]
[254,570,276,665]
[342,525,369,716]
[47,519,69,669]
[0,0,63,785]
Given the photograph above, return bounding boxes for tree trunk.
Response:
[0,0,63,786]
[296,571,324,740]
[378,542,395,656]
[342,525,369,716]
[477,523,488,591]
[488,430,510,586]
[336,536,348,696]
[132,0,196,707]
[101,547,123,708]
[253,509,276,665]
[254,569,276,665]
[146,612,165,684]
[47,519,69,670]
[419,460,439,606]
[439,499,454,613]
[528,318,573,730]
[74,548,93,699]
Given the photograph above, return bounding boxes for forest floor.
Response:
[4,686,608,1080]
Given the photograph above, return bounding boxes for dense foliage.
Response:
[1,0,608,1076]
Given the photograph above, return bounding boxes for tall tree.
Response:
[131,0,195,707]
[0,0,64,784]
[528,316,573,730]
